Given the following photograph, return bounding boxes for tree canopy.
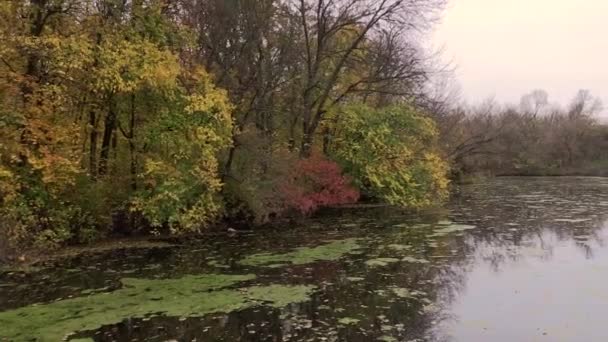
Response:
[0,0,451,256]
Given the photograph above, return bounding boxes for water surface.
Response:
[1,177,608,341]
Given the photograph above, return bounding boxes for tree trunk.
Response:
[129,141,137,191]
[223,142,237,181]
[300,131,313,158]
[98,101,116,176]
[129,95,137,191]
[322,126,330,155]
[89,111,98,179]
[300,100,314,158]
[20,0,46,96]
[88,32,103,179]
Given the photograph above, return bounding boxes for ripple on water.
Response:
[2,177,608,341]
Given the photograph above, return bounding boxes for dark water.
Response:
[2,177,608,341]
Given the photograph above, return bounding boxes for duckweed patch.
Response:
[401,256,430,264]
[365,258,400,267]
[346,276,365,282]
[429,223,476,237]
[239,238,361,267]
[207,260,230,269]
[338,317,361,325]
[4,178,607,341]
[0,273,316,341]
[79,286,111,295]
[244,284,315,307]
[391,287,426,299]
[386,244,412,251]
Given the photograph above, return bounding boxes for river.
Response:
[1,177,608,341]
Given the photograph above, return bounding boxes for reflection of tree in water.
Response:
[3,177,608,341]
[449,177,608,273]
[74,260,467,341]
[91,178,608,341]
[89,231,470,341]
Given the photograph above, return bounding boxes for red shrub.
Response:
[280,153,359,215]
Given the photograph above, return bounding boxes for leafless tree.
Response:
[289,0,445,155]
[445,90,608,177]
[519,89,549,118]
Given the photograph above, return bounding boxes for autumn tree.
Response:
[0,0,452,256]
[329,103,449,207]
[290,0,445,156]
[0,0,233,252]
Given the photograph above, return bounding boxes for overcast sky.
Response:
[433,0,608,118]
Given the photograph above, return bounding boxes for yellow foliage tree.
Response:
[330,104,450,207]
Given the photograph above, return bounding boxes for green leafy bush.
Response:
[330,104,449,207]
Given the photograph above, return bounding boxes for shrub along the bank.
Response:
[329,104,450,207]
[0,1,449,257]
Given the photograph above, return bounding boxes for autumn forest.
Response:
[1,0,607,260]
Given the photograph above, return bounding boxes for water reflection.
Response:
[437,178,608,342]
[440,221,608,341]
[1,177,608,341]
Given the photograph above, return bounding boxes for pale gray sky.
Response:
[433,0,608,118]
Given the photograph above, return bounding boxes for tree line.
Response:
[438,89,608,179]
[0,0,448,255]
[2,1,606,258]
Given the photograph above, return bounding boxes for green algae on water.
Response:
[244,284,315,307]
[338,317,360,325]
[365,258,400,267]
[0,273,316,342]
[386,244,412,251]
[346,276,365,282]
[392,287,413,298]
[239,238,361,267]
[401,256,430,264]
[79,286,111,295]
[390,287,429,304]
[429,223,476,237]
[207,260,231,269]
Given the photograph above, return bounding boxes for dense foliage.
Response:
[3,2,606,260]
[0,1,234,253]
[330,104,449,207]
[0,0,450,256]
[280,154,360,215]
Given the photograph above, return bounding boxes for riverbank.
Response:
[0,237,178,272]
[2,177,608,341]
[497,159,608,177]
[3,174,599,269]
[497,171,608,177]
